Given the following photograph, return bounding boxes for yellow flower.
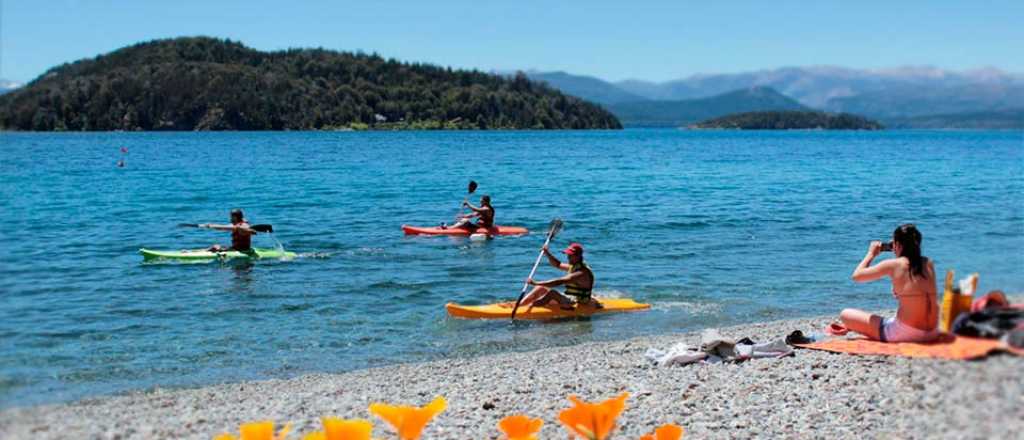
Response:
[302,417,374,440]
[498,414,544,440]
[557,393,629,440]
[213,420,292,440]
[368,396,447,440]
[639,423,684,440]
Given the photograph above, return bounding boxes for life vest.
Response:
[564,262,593,301]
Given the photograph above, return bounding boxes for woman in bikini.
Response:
[841,223,940,343]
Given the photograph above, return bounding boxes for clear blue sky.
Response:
[2,0,1021,83]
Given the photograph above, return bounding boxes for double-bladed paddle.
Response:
[178,223,275,233]
[510,218,564,320]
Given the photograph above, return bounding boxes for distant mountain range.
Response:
[526,67,1024,128]
[605,87,807,127]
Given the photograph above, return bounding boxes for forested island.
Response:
[688,110,883,130]
[0,37,621,131]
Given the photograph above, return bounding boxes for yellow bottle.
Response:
[939,270,956,332]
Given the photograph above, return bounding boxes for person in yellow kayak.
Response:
[520,242,601,311]
[448,195,494,232]
[200,209,258,252]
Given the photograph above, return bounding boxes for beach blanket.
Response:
[794,333,1019,360]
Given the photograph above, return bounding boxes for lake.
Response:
[1,129,1021,407]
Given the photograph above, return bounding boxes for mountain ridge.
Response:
[519,66,1022,127]
[612,66,1024,117]
[606,86,808,127]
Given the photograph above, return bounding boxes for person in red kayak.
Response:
[200,209,258,252]
[449,195,494,232]
[520,242,601,311]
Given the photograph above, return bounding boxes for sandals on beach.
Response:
[825,322,849,336]
[785,330,815,345]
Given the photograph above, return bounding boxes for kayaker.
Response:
[520,242,601,311]
[449,195,494,231]
[840,223,939,342]
[200,209,258,252]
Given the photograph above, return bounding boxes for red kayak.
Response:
[401,224,529,236]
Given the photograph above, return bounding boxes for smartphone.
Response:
[880,241,893,252]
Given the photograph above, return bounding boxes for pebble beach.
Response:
[3,311,1021,440]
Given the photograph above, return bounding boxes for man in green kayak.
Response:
[200,209,258,252]
[520,242,601,311]
[448,195,495,232]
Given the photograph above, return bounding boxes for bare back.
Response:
[891,257,938,331]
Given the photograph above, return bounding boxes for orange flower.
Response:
[368,396,447,440]
[557,393,629,440]
[213,420,292,440]
[639,423,684,440]
[302,417,374,440]
[498,414,544,440]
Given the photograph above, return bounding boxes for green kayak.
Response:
[139,248,297,261]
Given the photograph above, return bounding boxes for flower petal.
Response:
[369,397,446,440]
[654,423,684,440]
[368,403,410,433]
[240,421,276,440]
[593,393,628,439]
[398,398,446,440]
[498,414,543,439]
[322,417,373,440]
[557,393,629,440]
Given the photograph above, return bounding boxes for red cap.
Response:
[562,243,584,256]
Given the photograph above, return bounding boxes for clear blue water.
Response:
[1,129,1022,407]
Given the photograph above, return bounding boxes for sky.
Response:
[2,0,1022,84]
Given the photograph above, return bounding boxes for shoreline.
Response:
[2,311,1021,439]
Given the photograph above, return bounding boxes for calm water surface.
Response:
[1,129,1022,406]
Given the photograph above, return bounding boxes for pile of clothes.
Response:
[645,328,793,367]
[952,290,1024,349]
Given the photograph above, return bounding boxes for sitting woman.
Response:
[841,224,940,343]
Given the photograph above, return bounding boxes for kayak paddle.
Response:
[510,218,563,320]
[455,180,478,220]
[178,223,274,233]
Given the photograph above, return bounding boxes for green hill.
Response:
[0,37,621,131]
[606,87,807,127]
[689,110,883,130]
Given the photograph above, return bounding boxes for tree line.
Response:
[689,110,883,130]
[0,37,621,131]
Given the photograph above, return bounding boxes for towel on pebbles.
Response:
[645,328,794,366]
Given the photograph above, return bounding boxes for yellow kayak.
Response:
[446,298,650,320]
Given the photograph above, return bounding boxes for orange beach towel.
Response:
[795,334,1019,360]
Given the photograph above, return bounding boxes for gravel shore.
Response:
[2,312,1022,440]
